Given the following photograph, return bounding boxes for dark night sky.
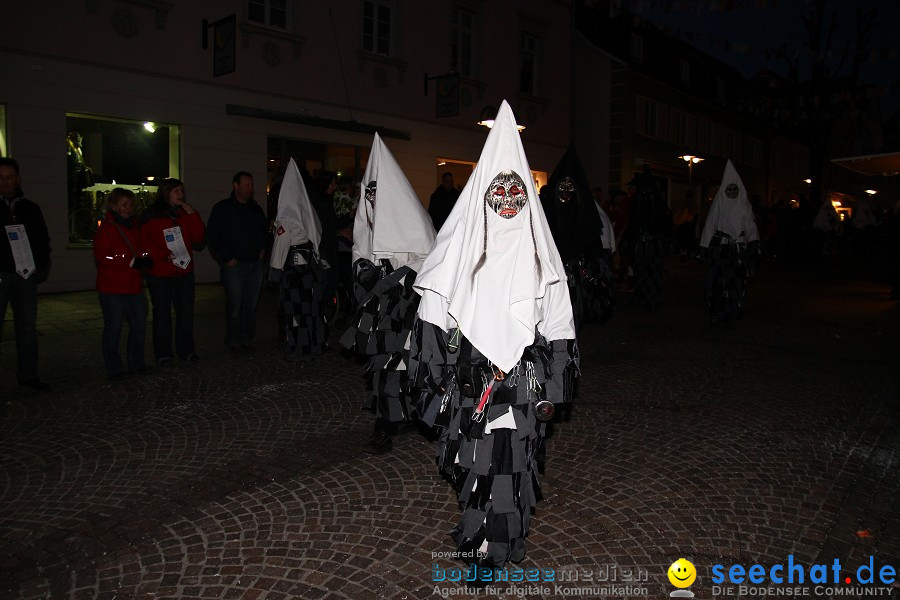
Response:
[622,0,900,118]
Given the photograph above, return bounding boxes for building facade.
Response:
[1,0,574,291]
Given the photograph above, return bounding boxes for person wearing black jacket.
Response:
[428,172,460,232]
[0,158,51,390]
[206,171,268,352]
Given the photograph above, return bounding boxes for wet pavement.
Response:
[1,258,899,600]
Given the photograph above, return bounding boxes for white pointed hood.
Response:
[352,133,436,271]
[700,160,759,246]
[274,158,322,251]
[595,202,616,252]
[814,199,840,232]
[414,100,575,371]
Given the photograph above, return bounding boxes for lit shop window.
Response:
[66,113,180,246]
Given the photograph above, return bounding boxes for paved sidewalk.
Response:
[1,259,899,599]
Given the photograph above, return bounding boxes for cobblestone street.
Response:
[1,258,898,600]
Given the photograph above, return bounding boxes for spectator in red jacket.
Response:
[93,188,152,380]
[139,178,206,365]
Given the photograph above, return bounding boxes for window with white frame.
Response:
[721,127,735,160]
[520,32,541,95]
[698,118,714,153]
[451,5,476,77]
[363,0,395,56]
[745,136,761,167]
[631,33,643,63]
[248,0,289,30]
[637,96,659,139]
[669,109,688,146]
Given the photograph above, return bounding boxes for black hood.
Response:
[539,145,604,262]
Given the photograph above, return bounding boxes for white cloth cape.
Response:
[352,133,435,272]
[595,201,616,252]
[814,201,840,232]
[414,100,575,372]
[270,158,322,269]
[700,159,759,247]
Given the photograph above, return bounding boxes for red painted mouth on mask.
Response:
[499,207,518,216]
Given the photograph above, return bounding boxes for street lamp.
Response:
[678,154,704,188]
[865,189,877,196]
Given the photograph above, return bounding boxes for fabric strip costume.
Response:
[410,100,579,575]
[270,158,328,356]
[699,159,760,325]
[340,133,436,453]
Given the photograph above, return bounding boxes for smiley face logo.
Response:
[668,558,696,588]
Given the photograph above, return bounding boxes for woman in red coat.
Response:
[93,188,152,379]
[139,178,206,365]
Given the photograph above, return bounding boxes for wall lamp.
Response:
[477,105,525,131]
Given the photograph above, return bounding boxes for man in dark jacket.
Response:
[428,172,460,232]
[206,171,268,351]
[0,158,51,390]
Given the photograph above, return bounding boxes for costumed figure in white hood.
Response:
[340,133,436,454]
[699,160,760,326]
[270,158,328,357]
[540,145,615,328]
[813,198,841,258]
[623,165,671,310]
[409,101,579,579]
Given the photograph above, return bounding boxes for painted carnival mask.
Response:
[364,180,376,227]
[365,180,377,208]
[485,170,528,219]
[556,176,576,204]
[725,183,740,199]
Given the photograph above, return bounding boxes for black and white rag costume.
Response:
[539,145,613,328]
[594,199,617,323]
[699,160,760,325]
[624,167,671,310]
[270,158,328,355]
[340,133,435,444]
[410,101,579,572]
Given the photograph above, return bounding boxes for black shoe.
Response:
[129,366,152,375]
[364,430,393,454]
[108,372,132,381]
[19,378,50,391]
[185,353,200,364]
[157,356,174,367]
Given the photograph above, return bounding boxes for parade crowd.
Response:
[2,100,899,587]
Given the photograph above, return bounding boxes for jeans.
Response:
[221,259,264,347]
[0,271,39,382]
[98,292,147,377]
[146,272,195,361]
